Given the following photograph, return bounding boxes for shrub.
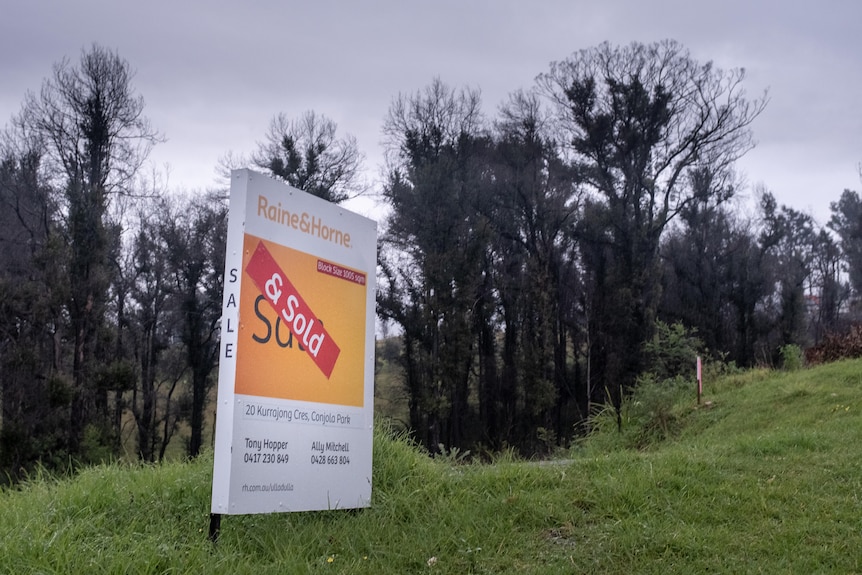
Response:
[806,324,862,365]
[627,374,691,448]
[779,344,805,371]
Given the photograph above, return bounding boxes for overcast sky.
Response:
[2,0,860,224]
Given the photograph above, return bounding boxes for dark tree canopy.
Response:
[23,44,159,196]
[251,110,365,203]
[19,44,160,453]
[829,189,862,293]
[378,78,491,450]
[538,40,768,413]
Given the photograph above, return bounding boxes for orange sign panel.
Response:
[235,234,367,406]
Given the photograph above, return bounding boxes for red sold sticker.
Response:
[245,241,341,378]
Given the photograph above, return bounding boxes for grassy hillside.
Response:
[2,361,862,573]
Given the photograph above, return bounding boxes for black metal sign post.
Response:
[209,513,221,543]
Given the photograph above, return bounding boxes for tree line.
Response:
[1,41,860,480]
[0,44,369,481]
[0,42,227,471]
[375,41,859,454]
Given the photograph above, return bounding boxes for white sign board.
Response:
[211,169,377,515]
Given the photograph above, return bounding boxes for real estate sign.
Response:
[211,169,377,515]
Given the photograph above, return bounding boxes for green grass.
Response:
[3,361,862,573]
